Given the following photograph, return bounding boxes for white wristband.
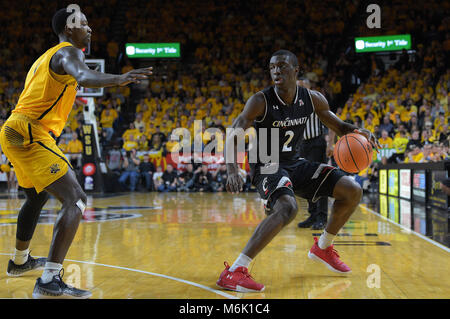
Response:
[76,199,86,214]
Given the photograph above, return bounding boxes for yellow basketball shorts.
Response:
[0,113,72,193]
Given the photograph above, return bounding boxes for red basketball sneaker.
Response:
[308,237,352,274]
[216,262,265,292]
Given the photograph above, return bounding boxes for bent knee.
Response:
[333,176,362,202]
[37,191,50,204]
[62,186,87,207]
[274,195,298,225]
[24,188,50,207]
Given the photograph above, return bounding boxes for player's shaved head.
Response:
[272,50,299,67]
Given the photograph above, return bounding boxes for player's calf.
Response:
[7,189,49,276]
[307,176,361,274]
[331,176,362,214]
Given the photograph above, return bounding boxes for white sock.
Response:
[229,253,252,272]
[13,248,29,265]
[41,262,63,284]
[318,230,336,249]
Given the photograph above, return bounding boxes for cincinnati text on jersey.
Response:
[272,117,308,128]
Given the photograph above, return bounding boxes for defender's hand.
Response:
[226,173,244,194]
[353,128,381,153]
[118,67,153,86]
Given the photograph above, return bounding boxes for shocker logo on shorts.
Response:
[50,163,60,174]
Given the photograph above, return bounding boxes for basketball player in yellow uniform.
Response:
[0,8,152,298]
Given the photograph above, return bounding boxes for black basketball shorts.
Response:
[253,159,347,212]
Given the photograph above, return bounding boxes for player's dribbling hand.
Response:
[226,173,243,194]
[118,67,153,86]
[353,128,381,153]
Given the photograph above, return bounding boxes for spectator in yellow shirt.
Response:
[100,106,117,141]
[66,133,83,153]
[66,132,83,169]
[58,138,68,153]
[138,135,149,151]
[400,104,413,123]
[364,113,376,133]
[421,125,435,145]
[404,145,424,163]
[378,130,394,149]
[123,135,139,152]
[329,76,342,95]
[122,123,139,142]
[389,129,409,163]
[133,112,146,131]
[434,113,447,133]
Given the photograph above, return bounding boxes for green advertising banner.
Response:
[388,169,399,197]
[355,34,411,53]
[125,43,181,58]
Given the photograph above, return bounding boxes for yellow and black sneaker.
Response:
[32,269,92,299]
[6,254,46,277]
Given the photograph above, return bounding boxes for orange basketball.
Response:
[333,133,373,173]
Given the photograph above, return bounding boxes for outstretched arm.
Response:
[53,46,152,88]
[310,90,381,151]
[225,92,265,193]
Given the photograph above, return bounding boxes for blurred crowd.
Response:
[0,0,449,193]
[104,148,253,193]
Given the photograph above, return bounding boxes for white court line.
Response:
[0,253,239,299]
[360,204,450,253]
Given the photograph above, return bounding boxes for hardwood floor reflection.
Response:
[0,192,449,299]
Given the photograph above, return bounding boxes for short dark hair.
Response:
[272,50,299,67]
[52,8,72,36]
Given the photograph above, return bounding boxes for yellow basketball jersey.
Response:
[13,42,78,137]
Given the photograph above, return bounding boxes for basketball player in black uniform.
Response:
[216,50,379,292]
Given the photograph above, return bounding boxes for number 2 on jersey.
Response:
[282,130,294,152]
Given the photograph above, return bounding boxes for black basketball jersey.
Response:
[251,85,315,169]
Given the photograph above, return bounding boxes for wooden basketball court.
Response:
[0,192,449,299]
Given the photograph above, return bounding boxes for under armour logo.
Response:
[273,105,279,110]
